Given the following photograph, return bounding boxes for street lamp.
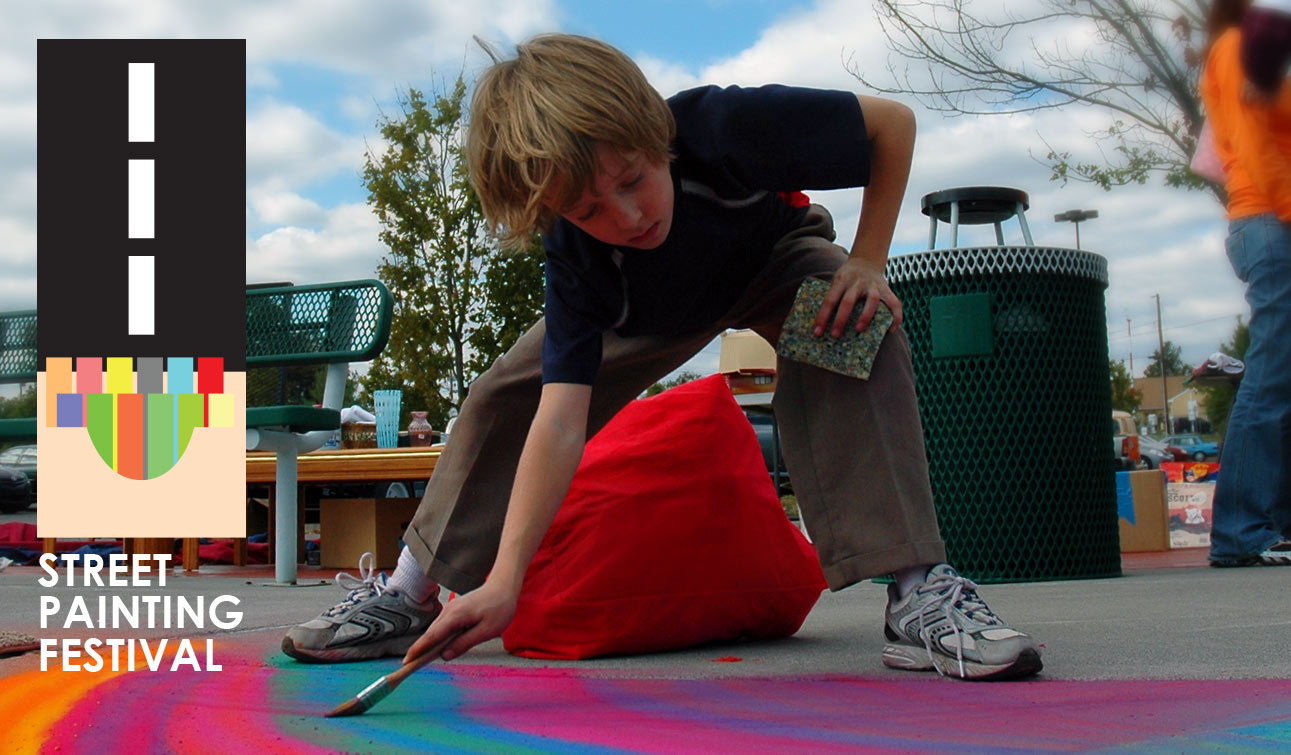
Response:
[1054,209,1099,249]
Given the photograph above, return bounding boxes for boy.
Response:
[283,34,1042,680]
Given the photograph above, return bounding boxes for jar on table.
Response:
[408,411,433,447]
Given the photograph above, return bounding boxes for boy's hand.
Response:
[402,580,519,664]
[812,257,903,338]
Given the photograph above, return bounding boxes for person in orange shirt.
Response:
[1201,0,1291,566]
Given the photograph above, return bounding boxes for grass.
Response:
[780,494,799,521]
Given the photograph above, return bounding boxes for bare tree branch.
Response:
[854,0,1219,200]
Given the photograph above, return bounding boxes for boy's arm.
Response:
[811,94,915,339]
[402,382,592,663]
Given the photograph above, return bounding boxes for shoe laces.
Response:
[325,551,386,617]
[914,570,1001,678]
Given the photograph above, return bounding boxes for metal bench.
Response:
[243,280,393,584]
[0,310,37,442]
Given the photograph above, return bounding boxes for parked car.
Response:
[743,408,790,494]
[1162,441,1190,461]
[0,465,31,514]
[1137,436,1180,469]
[1112,411,1143,470]
[1162,434,1219,461]
[0,445,35,501]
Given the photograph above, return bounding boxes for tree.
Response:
[0,386,35,420]
[361,76,544,431]
[0,386,35,452]
[1143,339,1190,377]
[856,0,1221,199]
[1200,317,1248,435]
[643,371,704,398]
[1109,359,1142,413]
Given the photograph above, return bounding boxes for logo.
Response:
[36,40,246,537]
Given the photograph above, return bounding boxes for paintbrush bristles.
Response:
[322,634,458,718]
[323,696,368,718]
[325,676,392,718]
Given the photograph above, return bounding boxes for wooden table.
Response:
[246,445,443,483]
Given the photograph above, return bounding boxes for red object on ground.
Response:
[0,522,121,554]
[197,540,269,565]
[502,374,826,660]
[0,522,37,544]
[712,656,743,663]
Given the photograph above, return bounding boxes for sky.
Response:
[2,0,1247,394]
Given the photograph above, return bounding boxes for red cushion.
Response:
[502,374,826,660]
[0,522,37,544]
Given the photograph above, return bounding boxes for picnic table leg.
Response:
[182,538,200,571]
[275,446,299,584]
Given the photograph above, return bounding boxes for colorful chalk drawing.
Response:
[45,356,234,480]
[2,634,1290,753]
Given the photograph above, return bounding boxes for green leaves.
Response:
[1143,340,1189,378]
[360,76,543,431]
[1109,359,1141,414]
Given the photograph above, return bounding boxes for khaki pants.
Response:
[403,206,946,593]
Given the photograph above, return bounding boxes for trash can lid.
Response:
[886,245,1108,287]
[921,187,1029,225]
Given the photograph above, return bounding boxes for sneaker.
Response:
[1260,539,1291,565]
[1213,538,1291,567]
[281,552,441,663]
[883,564,1042,681]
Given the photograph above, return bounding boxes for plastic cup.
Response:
[373,389,402,449]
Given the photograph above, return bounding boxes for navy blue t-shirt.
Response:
[541,85,871,385]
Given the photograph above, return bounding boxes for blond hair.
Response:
[467,34,675,249]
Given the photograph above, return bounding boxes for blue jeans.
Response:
[1210,213,1291,562]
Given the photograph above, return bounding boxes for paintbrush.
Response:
[325,634,458,718]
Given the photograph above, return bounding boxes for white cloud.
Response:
[7,1,557,77]
[338,94,374,122]
[246,202,386,286]
[0,215,37,310]
[249,190,326,227]
[699,0,872,91]
[246,101,368,191]
[638,55,704,100]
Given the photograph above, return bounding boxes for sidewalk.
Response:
[1,549,1288,752]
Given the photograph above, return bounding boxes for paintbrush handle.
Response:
[384,633,459,689]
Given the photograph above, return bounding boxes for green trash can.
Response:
[884,188,1121,583]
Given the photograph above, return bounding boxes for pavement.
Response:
[1,548,1289,753]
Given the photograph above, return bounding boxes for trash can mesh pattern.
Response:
[887,246,1121,583]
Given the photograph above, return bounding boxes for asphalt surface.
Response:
[2,553,1286,681]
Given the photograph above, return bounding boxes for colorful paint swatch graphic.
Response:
[50,357,233,480]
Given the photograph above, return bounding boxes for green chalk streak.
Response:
[177,394,204,458]
[268,657,564,755]
[87,394,114,469]
[147,394,175,479]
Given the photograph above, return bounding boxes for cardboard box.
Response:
[1166,482,1214,549]
[719,330,776,374]
[1118,470,1169,553]
[320,497,420,569]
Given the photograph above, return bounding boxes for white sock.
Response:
[895,565,932,599]
[387,547,439,603]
